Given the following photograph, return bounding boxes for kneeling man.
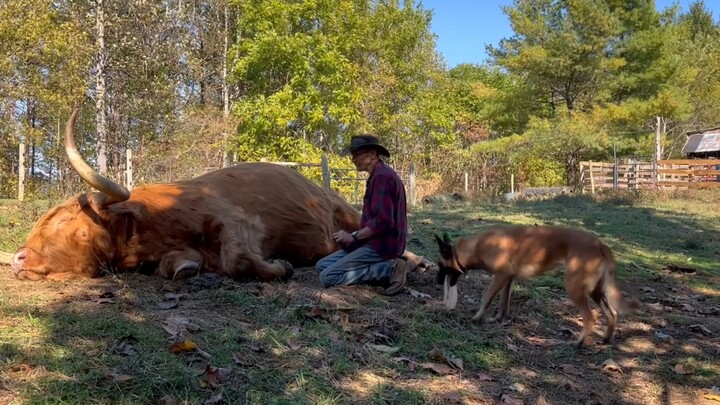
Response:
[316,135,413,295]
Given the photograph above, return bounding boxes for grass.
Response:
[1,189,719,404]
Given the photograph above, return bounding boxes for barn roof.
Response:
[682,128,720,154]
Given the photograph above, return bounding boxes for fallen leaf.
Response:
[446,354,464,370]
[560,364,583,375]
[232,352,253,367]
[10,363,31,373]
[368,344,400,354]
[170,339,198,353]
[655,330,671,340]
[682,303,696,312]
[164,293,186,300]
[688,324,712,336]
[158,395,178,405]
[647,302,667,311]
[639,287,656,293]
[601,359,622,373]
[95,298,115,304]
[420,362,457,375]
[249,343,266,353]
[501,394,524,404]
[285,339,301,351]
[205,393,223,405]
[506,343,519,352]
[428,348,445,362]
[301,305,331,321]
[162,316,200,337]
[406,288,432,299]
[157,301,179,310]
[663,264,697,274]
[109,373,134,383]
[477,372,494,382]
[701,386,720,402]
[674,363,692,375]
[169,339,211,359]
[526,336,564,346]
[85,348,102,357]
[420,218,433,224]
[200,365,221,388]
[113,341,137,356]
[508,382,526,393]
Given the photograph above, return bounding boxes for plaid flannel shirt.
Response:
[357,161,408,260]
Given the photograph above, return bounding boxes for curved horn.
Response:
[65,107,130,204]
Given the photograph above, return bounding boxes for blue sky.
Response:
[422,0,720,68]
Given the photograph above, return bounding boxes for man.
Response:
[316,134,413,295]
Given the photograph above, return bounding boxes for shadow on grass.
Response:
[1,192,719,404]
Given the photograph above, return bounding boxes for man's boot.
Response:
[381,258,412,296]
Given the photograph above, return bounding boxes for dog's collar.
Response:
[451,245,467,274]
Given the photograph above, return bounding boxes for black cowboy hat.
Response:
[341,134,390,157]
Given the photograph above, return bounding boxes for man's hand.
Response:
[333,230,354,245]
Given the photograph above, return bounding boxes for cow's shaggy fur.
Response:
[12,163,361,281]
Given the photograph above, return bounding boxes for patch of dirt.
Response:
[1,264,719,405]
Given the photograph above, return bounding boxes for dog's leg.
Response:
[568,288,595,348]
[471,273,512,324]
[591,287,618,344]
[492,277,514,322]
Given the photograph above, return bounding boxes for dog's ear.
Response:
[434,233,446,248]
[435,232,452,259]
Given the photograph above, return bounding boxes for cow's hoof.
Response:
[173,260,200,281]
[275,260,294,281]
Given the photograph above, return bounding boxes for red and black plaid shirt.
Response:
[359,161,407,260]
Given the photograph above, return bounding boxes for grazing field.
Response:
[1,191,719,405]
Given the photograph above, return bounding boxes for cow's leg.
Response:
[402,249,433,273]
[157,248,203,280]
[210,214,293,282]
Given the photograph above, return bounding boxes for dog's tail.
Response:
[599,243,639,314]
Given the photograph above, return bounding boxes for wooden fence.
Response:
[579,159,720,192]
[14,144,417,206]
[258,156,417,206]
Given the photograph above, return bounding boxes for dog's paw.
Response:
[470,316,485,324]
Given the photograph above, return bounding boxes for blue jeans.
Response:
[316,246,394,288]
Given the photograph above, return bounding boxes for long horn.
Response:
[65,106,130,204]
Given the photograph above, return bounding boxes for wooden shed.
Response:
[683,127,720,159]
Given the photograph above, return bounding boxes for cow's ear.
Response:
[443,232,452,245]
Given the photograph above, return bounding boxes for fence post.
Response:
[354,170,359,205]
[321,154,331,190]
[613,158,618,190]
[409,162,416,206]
[589,161,595,194]
[510,173,514,193]
[464,172,468,193]
[125,148,133,190]
[18,142,25,201]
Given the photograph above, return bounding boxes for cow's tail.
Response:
[599,243,639,315]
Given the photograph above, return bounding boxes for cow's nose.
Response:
[11,249,29,273]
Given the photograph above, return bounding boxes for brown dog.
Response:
[435,225,633,348]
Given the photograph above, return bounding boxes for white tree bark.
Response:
[95,0,108,176]
[222,3,233,168]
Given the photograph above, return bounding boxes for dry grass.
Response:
[1,191,720,404]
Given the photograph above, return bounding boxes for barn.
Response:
[682,127,720,159]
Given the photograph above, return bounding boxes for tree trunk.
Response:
[222,3,233,168]
[95,0,109,176]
